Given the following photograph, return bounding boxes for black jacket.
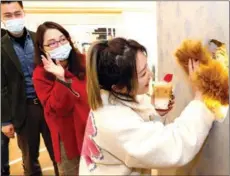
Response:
[1,30,36,133]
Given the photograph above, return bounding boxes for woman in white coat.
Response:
[79,38,215,175]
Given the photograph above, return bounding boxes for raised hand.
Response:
[188,58,203,100]
[188,58,200,80]
[41,54,65,81]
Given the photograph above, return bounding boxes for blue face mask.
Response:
[48,43,72,61]
[4,18,25,34]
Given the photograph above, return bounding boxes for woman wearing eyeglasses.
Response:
[33,21,90,175]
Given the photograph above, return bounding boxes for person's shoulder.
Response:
[1,35,10,55]
[28,30,36,35]
[33,64,46,79]
[1,34,9,45]
[33,65,56,87]
[91,104,142,136]
[74,50,86,63]
[27,30,36,39]
[93,103,139,123]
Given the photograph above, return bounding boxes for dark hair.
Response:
[1,28,7,38]
[34,21,85,80]
[1,1,23,8]
[86,37,147,110]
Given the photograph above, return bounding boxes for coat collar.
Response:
[100,90,155,121]
[2,29,35,76]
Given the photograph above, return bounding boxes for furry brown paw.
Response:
[192,60,229,106]
[175,39,229,119]
[174,39,212,74]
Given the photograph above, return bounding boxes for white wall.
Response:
[156,1,229,175]
[117,7,157,68]
[23,13,122,46]
[156,1,229,122]
[24,14,122,31]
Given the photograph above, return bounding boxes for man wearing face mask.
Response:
[1,1,59,176]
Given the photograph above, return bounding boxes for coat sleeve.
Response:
[1,54,12,123]
[96,100,215,169]
[33,68,78,117]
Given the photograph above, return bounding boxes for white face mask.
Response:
[48,43,72,61]
[4,18,25,34]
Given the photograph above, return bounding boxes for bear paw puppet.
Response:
[174,39,229,120]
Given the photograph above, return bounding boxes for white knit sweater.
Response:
[79,90,214,175]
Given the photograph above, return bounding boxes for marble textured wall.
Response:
[156,1,229,122]
[156,1,229,175]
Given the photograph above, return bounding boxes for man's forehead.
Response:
[1,3,22,13]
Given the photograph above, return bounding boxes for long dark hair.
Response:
[34,21,85,80]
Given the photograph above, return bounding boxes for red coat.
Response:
[33,65,90,163]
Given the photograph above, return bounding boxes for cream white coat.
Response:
[79,91,214,175]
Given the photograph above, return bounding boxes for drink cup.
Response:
[153,82,173,110]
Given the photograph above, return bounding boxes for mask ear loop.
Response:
[39,46,60,66]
